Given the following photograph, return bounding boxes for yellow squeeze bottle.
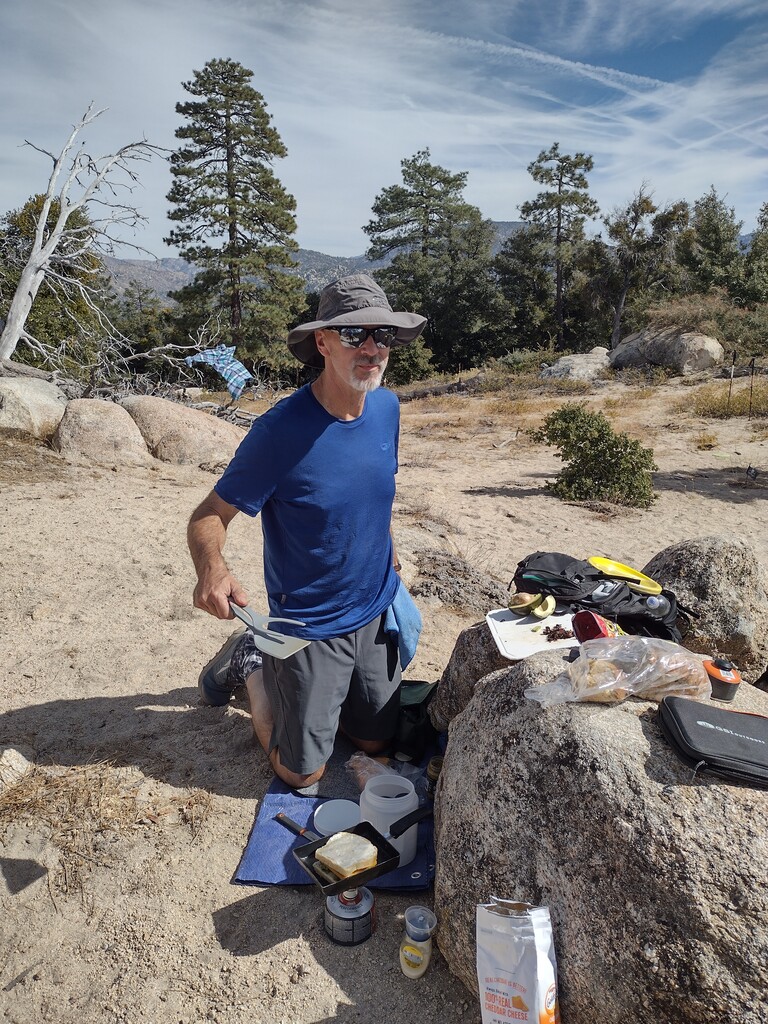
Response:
[399,906,437,979]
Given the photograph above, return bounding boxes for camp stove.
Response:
[324,886,376,945]
[275,806,431,947]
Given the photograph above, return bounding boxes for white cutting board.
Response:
[486,607,579,661]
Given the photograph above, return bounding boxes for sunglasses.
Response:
[326,326,399,349]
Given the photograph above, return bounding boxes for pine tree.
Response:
[743,202,768,305]
[519,143,599,349]
[493,224,556,349]
[166,58,305,367]
[364,149,501,373]
[602,187,689,346]
[676,186,744,296]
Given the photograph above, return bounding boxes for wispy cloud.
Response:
[0,0,765,257]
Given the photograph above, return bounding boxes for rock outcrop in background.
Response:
[0,377,67,437]
[0,372,245,472]
[644,536,768,683]
[609,327,724,374]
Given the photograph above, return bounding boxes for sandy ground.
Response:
[1,374,766,1024]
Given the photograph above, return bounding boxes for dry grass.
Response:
[395,493,455,530]
[484,394,531,418]
[601,397,623,413]
[502,373,592,398]
[0,433,68,485]
[0,763,138,896]
[678,380,768,419]
[565,499,630,520]
[0,763,212,896]
[405,393,472,414]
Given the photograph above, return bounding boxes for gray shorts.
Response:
[262,613,401,776]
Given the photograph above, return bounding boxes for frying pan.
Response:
[276,806,431,896]
[229,600,311,659]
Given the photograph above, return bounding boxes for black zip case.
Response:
[658,695,768,788]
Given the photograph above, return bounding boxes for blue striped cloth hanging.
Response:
[185,345,252,399]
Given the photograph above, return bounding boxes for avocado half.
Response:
[508,592,544,615]
[531,595,557,620]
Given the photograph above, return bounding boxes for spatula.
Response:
[229,600,311,660]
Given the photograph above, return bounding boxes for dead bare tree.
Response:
[0,104,160,362]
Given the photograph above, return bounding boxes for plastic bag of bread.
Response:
[525,635,711,707]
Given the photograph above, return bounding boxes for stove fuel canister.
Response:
[703,657,742,702]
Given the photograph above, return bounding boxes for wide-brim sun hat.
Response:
[287,273,427,369]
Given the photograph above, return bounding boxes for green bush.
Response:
[530,402,657,508]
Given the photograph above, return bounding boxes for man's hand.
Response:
[187,490,249,619]
[193,566,249,619]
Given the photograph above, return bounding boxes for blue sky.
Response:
[1,0,766,258]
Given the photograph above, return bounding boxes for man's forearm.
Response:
[187,491,248,618]
[188,505,229,579]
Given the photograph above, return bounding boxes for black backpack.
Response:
[511,550,691,644]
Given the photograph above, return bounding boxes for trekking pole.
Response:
[726,350,736,417]
[748,357,756,420]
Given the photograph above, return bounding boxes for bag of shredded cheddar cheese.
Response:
[476,898,560,1024]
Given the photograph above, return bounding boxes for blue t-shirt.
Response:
[214,383,401,639]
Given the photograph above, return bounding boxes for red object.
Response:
[572,610,625,642]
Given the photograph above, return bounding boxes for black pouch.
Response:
[394,681,438,763]
[658,695,768,788]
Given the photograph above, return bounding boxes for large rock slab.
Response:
[610,327,723,374]
[52,399,152,464]
[434,653,768,1023]
[540,347,610,381]
[643,537,768,683]
[120,395,245,471]
[0,377,68,438]
[428,620,560,730]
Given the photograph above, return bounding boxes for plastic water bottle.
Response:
[645,595,670,615]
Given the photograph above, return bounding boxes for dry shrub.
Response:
[610,366,673,387]
[695,432,718,450]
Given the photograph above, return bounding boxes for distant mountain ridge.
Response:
[104,221,525,301]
